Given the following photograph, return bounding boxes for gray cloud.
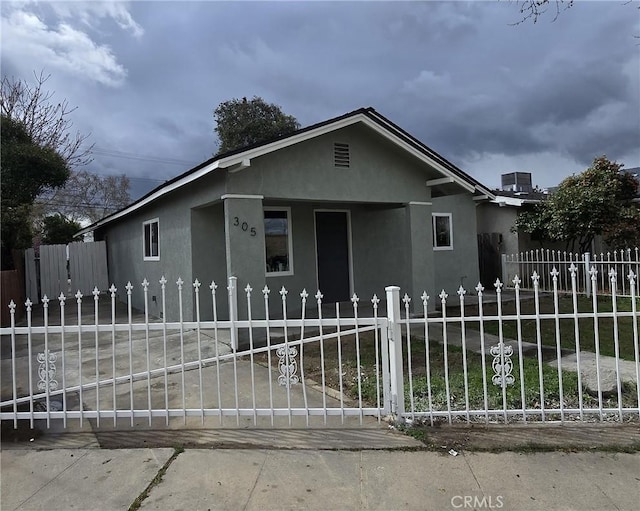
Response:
[1,0,638,198]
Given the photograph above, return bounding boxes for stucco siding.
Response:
[98,172,226,320]
[477,203,520,257]
[191,203,228,320]
[431,193,480,294]
[226,125,442,204]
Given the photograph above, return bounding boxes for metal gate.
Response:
[2,269,638,431]
[0,277,390,429]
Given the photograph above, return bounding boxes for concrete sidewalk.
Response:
[2,445,638,511]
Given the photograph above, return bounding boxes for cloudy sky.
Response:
[2,0,639,199]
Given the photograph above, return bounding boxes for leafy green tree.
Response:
[41,214,82,245]
[515,156,640,252]
[1,115,69,269]
[213,96,300,154]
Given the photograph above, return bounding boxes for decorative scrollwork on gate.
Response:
[37,350,58,391]
[277,345,299,386]
[490,343,514,388]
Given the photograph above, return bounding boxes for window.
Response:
[432,213,453,250]
[143,219,159,260]
[334,142,350,168]
[264,208,293,275]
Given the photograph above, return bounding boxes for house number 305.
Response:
[233,216,257,236]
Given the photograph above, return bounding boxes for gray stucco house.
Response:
[80,108,495,320]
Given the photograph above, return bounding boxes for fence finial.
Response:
[300,289,309,301]
[475,282,484,295]
[58,292,66,305]
[160,276,167,287]
[628,269,636,285]
[245,284,252,296]
[262,285,270,297]
[609,268,617,283]
[315,290,323,303]
[371,294,380,308]
[421,291,430,305]
[457,285,466,298]
[512,275,521,287]
[439,289,448,302]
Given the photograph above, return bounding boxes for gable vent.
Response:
[334,142,350,168]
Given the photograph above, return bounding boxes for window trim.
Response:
[143,218,160,261]
[432,213,453,251]
[264,206,294,277]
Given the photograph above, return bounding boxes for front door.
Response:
[315,211,351,303]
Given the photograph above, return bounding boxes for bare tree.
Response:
[511,1,574,24]
[36,170,131,225]
[0,71,93,167]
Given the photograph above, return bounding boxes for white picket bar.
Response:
[502,247,640,297]
[1,269,639,429]
[0,277,389,429]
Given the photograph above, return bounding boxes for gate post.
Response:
[584,252,591,298]
[385,285,405,419]
[228,276,238,351]
[501,254,507,284]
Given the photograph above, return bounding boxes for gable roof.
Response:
[79,107,495,235]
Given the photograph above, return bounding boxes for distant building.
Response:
[501,172,532,193]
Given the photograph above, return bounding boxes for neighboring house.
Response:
[79,108,494,321]
[477,190,549,253]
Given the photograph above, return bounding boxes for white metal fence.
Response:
[1,269,639,431]
[502,247,640,296]
[0,277,389,429]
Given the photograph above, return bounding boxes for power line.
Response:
[62,169,167,184]
[92,147,200,166]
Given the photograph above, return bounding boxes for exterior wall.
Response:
[431,193,480,294]
[97,172,226,320]
[97,124,482,320]
[258,201,426,316]
[191,203,228,320]
[351,205,409,300]
[476,203,520,257]
[226,124,439,204]
[223,196,267,320]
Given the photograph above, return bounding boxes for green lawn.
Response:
[294,330,638,414]
[452,294,639,360]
